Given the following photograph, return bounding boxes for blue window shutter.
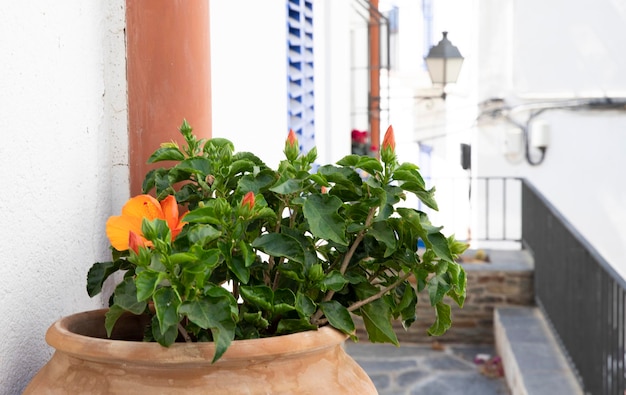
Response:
[287,0,314,153]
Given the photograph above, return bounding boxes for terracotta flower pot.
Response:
[24,309,377,394]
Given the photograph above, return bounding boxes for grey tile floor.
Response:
[345,342,510,395]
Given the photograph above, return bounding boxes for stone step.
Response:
[494,306,584,395]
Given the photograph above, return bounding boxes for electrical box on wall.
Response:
[530,120,550,149]
[460,143,471,170]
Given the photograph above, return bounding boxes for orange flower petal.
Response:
[121,195,164,221]
[161,195,186,240]
[106,215,143,251]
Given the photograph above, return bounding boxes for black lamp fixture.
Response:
[423,31,464,100]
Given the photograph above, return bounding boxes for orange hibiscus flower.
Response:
[106,195,186,251]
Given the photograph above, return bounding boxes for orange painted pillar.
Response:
[369,0,380,157]
[126,0,212,196]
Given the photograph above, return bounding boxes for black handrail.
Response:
[522,180,626,394]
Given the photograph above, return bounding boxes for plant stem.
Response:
[346,271,412,313]
[310,207,377,324]
[313,271,413,326]
[178,323,192,342]
[339,207,376,275]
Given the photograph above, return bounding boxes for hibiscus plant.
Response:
[87,121,468,362]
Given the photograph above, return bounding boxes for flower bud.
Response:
[241,191,255,210]
[284,129,299,161]
[129,231,145,254]
[381,125,397,164]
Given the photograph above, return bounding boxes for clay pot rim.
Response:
[46,308,348,365]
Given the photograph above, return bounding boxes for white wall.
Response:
[475,0,626,276]
[210,1,289,168]
[210,1,351,168]
[0,2,127,393]
[313,0,352,165]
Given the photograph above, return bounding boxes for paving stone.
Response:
[422,354,475,371]
[347,342,509,395]
[396,369,430,387]
[368,373,391,390]
[355,359,418,372]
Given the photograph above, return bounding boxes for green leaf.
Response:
[251,233,305,263]
[369,222,397,257]
[147,147,185,163]
[175,157,212,176]
[318,165,362,190]
[274,288,296,315]
[356,157,383,174]
[135,270,165,301]
[196,296,237,362]
[238,240,255,268]
[86,261,117,297]
[238,170,276,194]
[178,299,213,329]
[320,271,348,292]
[239,285,274,311]
[295,291,316,318]
[336,155,360,167]
[447,262,467,307]
[183,207,222,225]
[270,178,304,194]
[414,187,439,211]
[359,298,399,346]
[276,318,317,334]
[302,194,348,246]
[141,218,171,244]
[427,232,454,263]
[113,278,147,314]
[227,159,255,178]
[242,311,270,329]
[428,274,452,306]
[104,304,126,337]
[319,301,356,338]
[227,255,250,283]
[168,253,198,266]
[393,169,425,188]
[394,283,417,329]
[151,314,178,347]
[277,260,306,282]
[187,224,221,244]
[153,287,181,336]
[428,302,452,336]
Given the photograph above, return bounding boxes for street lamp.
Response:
[424,31,464,100]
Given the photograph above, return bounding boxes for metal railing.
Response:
[422,176,522,245]
[522,180,625,394]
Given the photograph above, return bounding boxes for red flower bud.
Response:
[287,129,297,147]
[382,125,396,152]
[128,231,146,254]
[241,191,255,210]
[284,129,299,161]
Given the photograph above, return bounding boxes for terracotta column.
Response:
[126,0,212,196]
[368,0,380,157]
